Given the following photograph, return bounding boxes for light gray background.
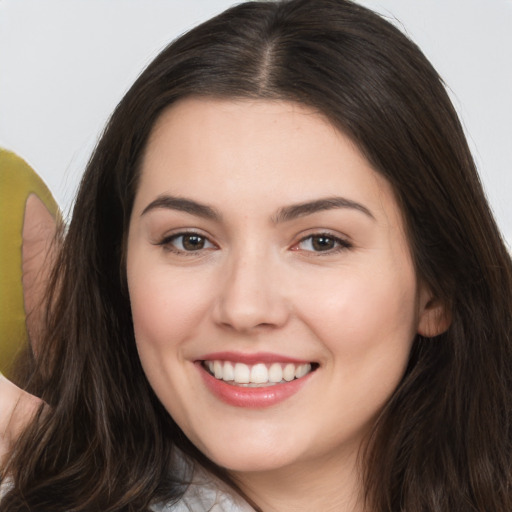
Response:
[1,0,511,246]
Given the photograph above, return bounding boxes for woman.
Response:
[2,0,511,510]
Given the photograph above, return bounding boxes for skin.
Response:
[1,189,56,468]
[127,98,446,511]
[22,193,59,353]
[0,375,40,467]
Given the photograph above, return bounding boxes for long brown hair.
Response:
[2,1,512,510]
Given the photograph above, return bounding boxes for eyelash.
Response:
[155,231,216,255]
[155,231,352,255]
[293,233,352,254]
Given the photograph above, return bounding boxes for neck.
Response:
[230,448,366,512]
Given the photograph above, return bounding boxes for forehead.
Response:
[135,97,398,222]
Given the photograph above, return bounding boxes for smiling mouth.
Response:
[201,360,318,387]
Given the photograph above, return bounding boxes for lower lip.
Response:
[197,363,314,408]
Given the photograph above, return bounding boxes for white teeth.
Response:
[222,361,234,382]
[204,360,314,385]
[268,363,283,383]
[283,363,296,382]
[234,362,250,384]
[295,363,311,378]
[250,363,268,384]
[213,360,223,379]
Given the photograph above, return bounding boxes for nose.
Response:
[212,247,291,333]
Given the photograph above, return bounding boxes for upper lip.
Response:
[196,351,314,365]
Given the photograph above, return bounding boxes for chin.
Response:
[209,451,293,474]
[194,429,306,474]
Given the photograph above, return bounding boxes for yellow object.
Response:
[0,149,60,377]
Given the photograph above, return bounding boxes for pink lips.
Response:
[195,352,316,409]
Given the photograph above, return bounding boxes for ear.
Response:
[417,288,451,338]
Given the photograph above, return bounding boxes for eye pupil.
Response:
[182,235,205,250]
[312,236,335,251]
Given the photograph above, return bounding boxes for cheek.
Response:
[295,264,419,360]
[128,265,213,353]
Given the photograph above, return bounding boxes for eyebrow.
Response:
[273,196,375,223]
[140,194,374,223]
[141,195,221,221]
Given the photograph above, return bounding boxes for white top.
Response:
[151,461,255,512]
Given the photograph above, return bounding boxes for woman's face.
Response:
[127,98,437,475]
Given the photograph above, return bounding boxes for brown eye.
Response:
[158,232,215,253]
[182,234,206,251]
[296,233,352,253]
[311,235,336,251]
